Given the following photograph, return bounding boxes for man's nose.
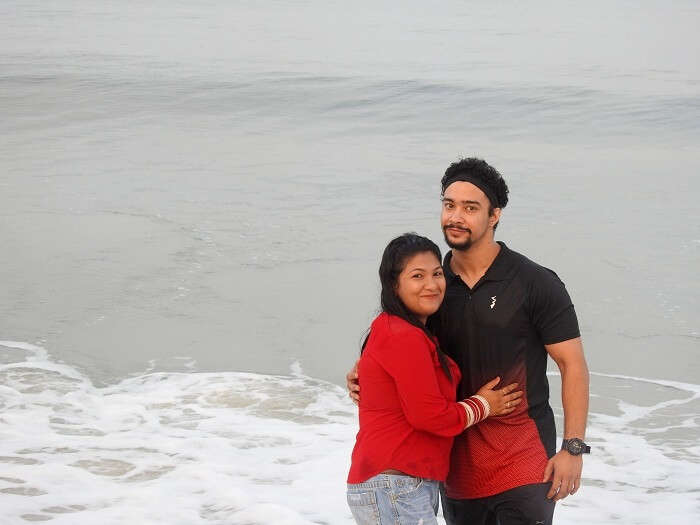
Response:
[448,207,466,223]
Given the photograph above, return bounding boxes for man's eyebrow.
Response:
[441,197,482,206]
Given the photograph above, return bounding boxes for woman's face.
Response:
[395,251,445,324]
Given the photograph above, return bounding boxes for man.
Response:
[347,158,590,525]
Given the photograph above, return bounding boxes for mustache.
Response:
[444,224,471,233]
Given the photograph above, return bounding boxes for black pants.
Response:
[442,483,555,525]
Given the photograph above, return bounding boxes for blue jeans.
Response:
[347,474,440,525]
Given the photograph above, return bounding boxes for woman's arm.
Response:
[372,330,521,436]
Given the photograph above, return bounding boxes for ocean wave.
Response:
[3,61,699,142]
[1,341,699,524]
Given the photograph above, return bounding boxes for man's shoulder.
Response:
[504,245,565,286]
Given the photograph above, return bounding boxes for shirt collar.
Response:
[443,241,512,283]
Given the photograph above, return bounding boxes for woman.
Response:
[347,233,522,524]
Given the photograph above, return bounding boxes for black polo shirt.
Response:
[428,241,581,498]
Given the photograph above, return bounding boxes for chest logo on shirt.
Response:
[490,296,497,309]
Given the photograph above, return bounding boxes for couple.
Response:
[345,158,590,525]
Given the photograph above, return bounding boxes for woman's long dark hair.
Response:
[362,233,452,380]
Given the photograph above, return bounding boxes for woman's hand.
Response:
[476,377,523,416]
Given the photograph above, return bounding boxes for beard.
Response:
[442,225,473,251]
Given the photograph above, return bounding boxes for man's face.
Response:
[441,181,499,251]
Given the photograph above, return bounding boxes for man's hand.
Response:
[346,359,360,405]
[543,450,583,500]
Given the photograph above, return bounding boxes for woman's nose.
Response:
[425,276,440,290]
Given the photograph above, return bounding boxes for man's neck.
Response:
[449,239,501,289]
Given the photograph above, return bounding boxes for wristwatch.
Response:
[561,438,590,456]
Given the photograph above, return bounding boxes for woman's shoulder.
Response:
[370,313,433,346]
[364,313,441,368]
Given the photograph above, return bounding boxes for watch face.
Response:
[567,439,584,455]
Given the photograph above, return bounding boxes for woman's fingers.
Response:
[493,394,523,415]
[501,399,522,410]
[482,376,501,390]
[506,391,523,401]
[500,382,519,394]
[481,381,526,416]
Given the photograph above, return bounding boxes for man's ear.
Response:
[490,207,502,228]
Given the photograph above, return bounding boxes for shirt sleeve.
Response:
[369,328,467,437]
[528,267,581,345]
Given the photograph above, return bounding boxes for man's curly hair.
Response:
[440,157,509,229]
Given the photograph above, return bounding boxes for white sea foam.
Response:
[1,342,699,524]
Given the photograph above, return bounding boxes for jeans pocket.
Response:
[394,480,439,524]
[347,490,380,525]
[393,476,423,497]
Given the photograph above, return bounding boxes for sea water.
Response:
[2,0,699,523]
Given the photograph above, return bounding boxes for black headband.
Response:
[443,174,500,207]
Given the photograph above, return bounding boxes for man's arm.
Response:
[542,336,589,500]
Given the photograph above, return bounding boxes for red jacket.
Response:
[348,312,465,483]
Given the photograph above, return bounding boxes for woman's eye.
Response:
[412,274,423,279]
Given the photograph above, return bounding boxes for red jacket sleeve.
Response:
[368,328,467,437]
